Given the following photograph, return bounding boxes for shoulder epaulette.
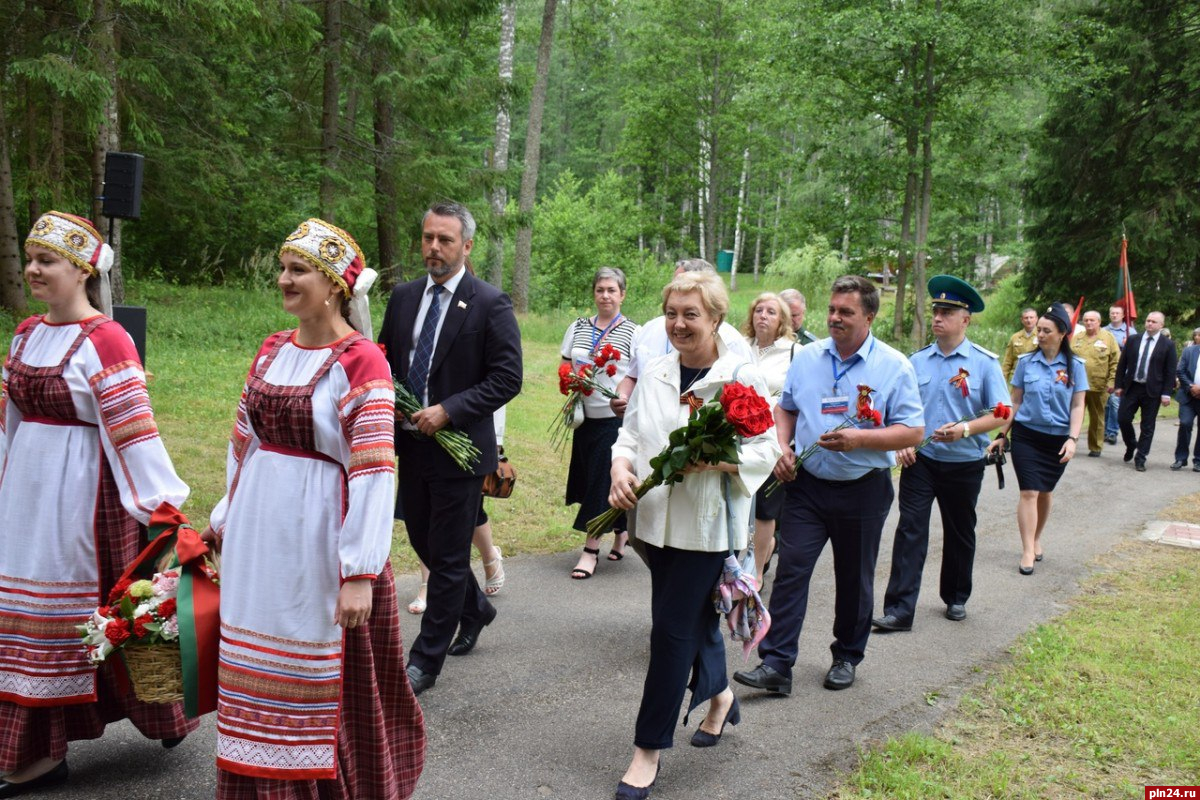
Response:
[970,342,999,359]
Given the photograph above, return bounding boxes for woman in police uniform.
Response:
[986,303,1087,575]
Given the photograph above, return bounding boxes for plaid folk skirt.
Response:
[217,564,426,800]
[0,465,198,773]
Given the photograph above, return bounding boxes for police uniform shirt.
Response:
[911,338,1010,463]
[1103,321,1135,349]
[1011,349,1089,436]
[779,333,924,480]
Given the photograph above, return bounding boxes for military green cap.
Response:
[927,274,984,313]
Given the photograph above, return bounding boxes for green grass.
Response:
[830,516,1200,800]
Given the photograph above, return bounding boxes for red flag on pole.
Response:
[1068,296,1085,334]
[1115,236,1138,321]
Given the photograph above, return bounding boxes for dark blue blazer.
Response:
[379,270,523,477]
[1115,331,1177,399]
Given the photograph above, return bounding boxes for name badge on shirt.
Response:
[821,395,850,414]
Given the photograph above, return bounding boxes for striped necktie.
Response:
[409,284,445,403]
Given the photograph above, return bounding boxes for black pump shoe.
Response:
[0,760,69,798]
[690,696,741,747]
[615,764,659,800]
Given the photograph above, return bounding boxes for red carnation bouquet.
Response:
[551,343,623,452]
[914,402,1012,451]
[585,381,774,535]
[764,384,883,496]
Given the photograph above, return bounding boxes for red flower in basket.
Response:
[133,614,153,638]
[720,381,774,437]
[105,617,131,647]
[158,598,178,619]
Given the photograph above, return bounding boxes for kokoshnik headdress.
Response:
[280,218,379,339]
[26,211,115,316]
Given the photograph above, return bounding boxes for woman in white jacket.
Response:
[607,271,781,800]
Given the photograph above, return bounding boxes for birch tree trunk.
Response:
[910,33,938,348]
[486,0,516,288]
[511,0,558,313]
[730,147,750,292]
[318,0,342,221]
[370,0,397,286]
[91,0,123,303]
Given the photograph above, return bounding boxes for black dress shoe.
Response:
[823,659,855,690]
[732,663,792,696]
[447,603,497,656]
[690,696,740,747]
[1087,450,1101,457]
[1124,444,1136,462]
[614,764,658,800]
[1019,565,1034,576]
[406,664,436,696]
[1194,463,1200,472]
[1135,460,1146,472]
[1171,460,1186,471]
[945,604,967,621]
[0,760,68,798]
[871,614,912,632]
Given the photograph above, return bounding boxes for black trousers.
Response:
[633,544,726,750]
[1118,382,1162,461]
[759,467,894,677]
[397,439,490,676]
[881,454,985,624]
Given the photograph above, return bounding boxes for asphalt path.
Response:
[48,449,1198,799]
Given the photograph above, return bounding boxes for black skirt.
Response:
[754,478,784,522]
[566,415,626,533]
[1011,420,1070,492]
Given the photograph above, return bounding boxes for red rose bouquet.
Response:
[585,381,774,535]
[764,384,883,496]
[551,344,623,452]
[914,402,1012,451]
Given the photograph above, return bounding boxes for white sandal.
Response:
[407,582,427,615]
[483,547,505,596]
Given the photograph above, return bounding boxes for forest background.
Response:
[1,0,1197,336]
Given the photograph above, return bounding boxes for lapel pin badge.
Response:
[457,300,468,309]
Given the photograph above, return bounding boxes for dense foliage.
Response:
[1026,0,1200,326]
[3,0,1193,331]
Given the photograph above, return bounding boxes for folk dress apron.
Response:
[0,316,122,707]
[216,332,361,781]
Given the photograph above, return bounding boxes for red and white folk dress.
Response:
[210,330,424,800]
[0,314,196,772]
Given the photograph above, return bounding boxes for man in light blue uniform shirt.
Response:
[873,276,1010,633]
[1102,304,1135,443]
[734,275,924,695]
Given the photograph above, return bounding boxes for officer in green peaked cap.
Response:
[928,274,985,313]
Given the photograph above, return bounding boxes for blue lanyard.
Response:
[576,314,622,365]
[829,338,874,392]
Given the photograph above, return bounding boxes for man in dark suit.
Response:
[378,201,522,695]
[1114,311,1177,472]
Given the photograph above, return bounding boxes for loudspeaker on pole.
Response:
[101,152,144,220]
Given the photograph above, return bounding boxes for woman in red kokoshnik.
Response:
[0,212,197,795]
[205,220,424,799]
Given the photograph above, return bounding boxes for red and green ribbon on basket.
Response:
[146,504,220,718]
